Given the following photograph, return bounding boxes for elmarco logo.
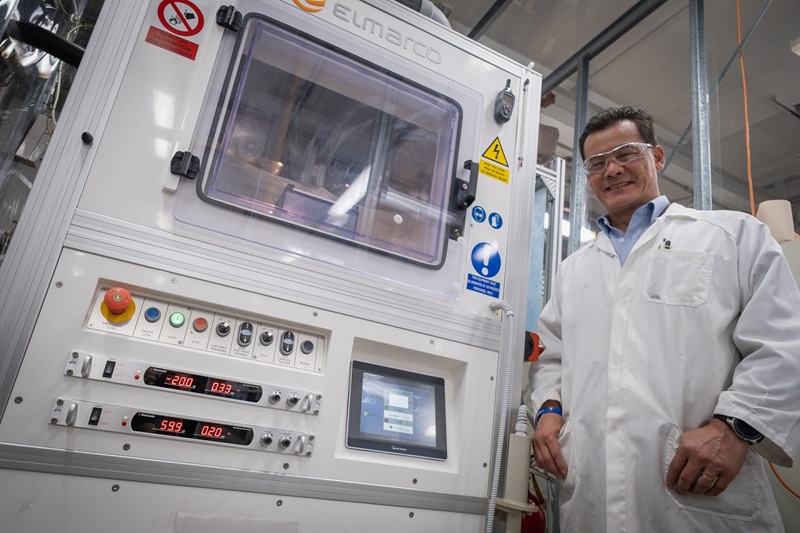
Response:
[293,0,325,13]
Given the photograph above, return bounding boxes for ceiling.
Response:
[438,0,800,232]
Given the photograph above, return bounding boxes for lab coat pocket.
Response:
[643,250,715,307]
[664,425,761,520]
[554,419,578,494]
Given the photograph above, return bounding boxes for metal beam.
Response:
[542,0,670,95]
[467,0,514,40]
[568,57,590,256]
[689,0,712,210]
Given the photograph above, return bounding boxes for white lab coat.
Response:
[530,203,800,533]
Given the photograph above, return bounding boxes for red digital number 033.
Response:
[210,381,232,394]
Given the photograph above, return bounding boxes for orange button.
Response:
[104,287,132,314]
[193,317,209,333]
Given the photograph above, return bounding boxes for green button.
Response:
[169,312,185,328]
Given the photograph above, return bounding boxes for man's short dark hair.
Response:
[578,105,657,159]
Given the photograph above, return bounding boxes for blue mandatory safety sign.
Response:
[470,242,501,278]
[467,274,500,298]
[472,205,487,223]
[488,212,503,229]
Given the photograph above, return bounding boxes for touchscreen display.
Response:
[346,361,446,460]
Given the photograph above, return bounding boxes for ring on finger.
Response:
[700,472,718,484]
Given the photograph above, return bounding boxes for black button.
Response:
[300,340,314,354]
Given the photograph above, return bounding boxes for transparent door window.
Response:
[199,16,462,268]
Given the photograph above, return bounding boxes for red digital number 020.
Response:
[200,425,224,438]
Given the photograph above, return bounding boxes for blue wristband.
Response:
[535,406,563,425]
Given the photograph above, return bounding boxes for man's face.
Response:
[583,120,665,224]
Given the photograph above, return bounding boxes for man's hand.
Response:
[665,418,749,496]
[532,410,568,479]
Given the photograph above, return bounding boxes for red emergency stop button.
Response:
[104,288,132,314]
[193,317,209,333]
[100,287,136,323]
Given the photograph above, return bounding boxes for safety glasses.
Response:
[583,142,653,175]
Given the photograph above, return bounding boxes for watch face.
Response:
[733,418,763,441]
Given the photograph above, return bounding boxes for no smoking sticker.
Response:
[158,0,205,37]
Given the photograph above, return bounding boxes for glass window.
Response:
[199,17,462,267]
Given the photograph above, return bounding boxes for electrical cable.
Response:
[735,0,755,216]
[769,462,800,501]
[485,300,516,533]
[661,0,771,177]
[731,0,800,506]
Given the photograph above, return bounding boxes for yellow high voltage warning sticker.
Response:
[480,137,510,183]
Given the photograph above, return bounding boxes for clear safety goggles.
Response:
[583,142,653,174]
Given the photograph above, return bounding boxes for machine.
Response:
[0,0,544,531]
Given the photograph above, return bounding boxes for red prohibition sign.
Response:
[157,0,205,37]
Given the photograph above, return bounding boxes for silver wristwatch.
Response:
[714,415,764,445]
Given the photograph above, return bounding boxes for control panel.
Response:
[49,398,315,456]
[86,287,325,373]
[64,352,323,414]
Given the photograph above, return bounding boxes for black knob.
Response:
[216,321,231,336]
[287,394,300,407]
[260,331,274,346]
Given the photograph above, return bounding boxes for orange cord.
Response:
[736,0,756,216]
[734,0,800,504]
[769,461,800,501]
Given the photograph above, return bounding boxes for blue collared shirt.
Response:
[597,195,670,265]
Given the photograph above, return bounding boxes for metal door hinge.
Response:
[170,151,200,180]
[217,6,243,31]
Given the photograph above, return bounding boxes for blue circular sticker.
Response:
[472,205,487,223]
[488,212,503,229]
[471,242,501,278]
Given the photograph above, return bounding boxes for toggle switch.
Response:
[88,406,103,426]
[280,331,295,356]
[102,360,116,378]
[238,322,253,347]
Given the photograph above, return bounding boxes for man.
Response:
[529,105,800,532]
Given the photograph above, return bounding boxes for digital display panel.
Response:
[143,367,262,403]
[131,412,254,446]
[346,361,446,460]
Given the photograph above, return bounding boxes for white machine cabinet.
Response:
[0,1,542,531]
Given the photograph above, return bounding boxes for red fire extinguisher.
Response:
[520,472,547,533]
